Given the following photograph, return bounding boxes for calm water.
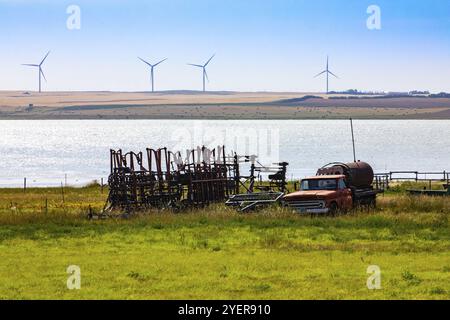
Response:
[0,120,449,187]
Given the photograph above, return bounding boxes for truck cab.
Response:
[283,175,353,213]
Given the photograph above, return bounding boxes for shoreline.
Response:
[2,116,450,120]
[1,111,450,120]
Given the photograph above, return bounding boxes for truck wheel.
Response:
[329,202,338,216]
[369,197,376,209]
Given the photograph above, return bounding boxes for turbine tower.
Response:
[314,55,339,94]
[138,57,167,92]
[188,54,215,92]
[22,51,50,93]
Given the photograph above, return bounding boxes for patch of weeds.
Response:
[178,233,186,245]
[401,270,422,285]
[194,239,209,249]
[152,223,164,230]
[127,271,149,282]
[259,233,282,248]
[388,278,400,287]
[253,284,271,292]
[219,266,228,278]
[430,287,446,295]
[304,274,321,281]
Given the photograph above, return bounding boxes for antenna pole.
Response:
[350,118,356,162]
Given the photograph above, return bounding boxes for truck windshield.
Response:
[301,179,337,191]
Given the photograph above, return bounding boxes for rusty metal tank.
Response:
[317,161,374,189]
[344,161,374,189]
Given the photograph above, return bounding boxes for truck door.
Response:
[338,178,353,210]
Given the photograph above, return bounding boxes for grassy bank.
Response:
[0,184,449,299]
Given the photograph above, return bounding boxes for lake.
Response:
[0,120,449,187]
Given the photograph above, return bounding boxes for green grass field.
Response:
[0,184,449,300]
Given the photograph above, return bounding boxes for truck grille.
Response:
[285,200,325,210]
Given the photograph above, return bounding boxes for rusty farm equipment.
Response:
[105,146,237,212]
[103,145,289,214]
[225,159,290,212]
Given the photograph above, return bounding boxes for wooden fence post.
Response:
[60,182,65,204]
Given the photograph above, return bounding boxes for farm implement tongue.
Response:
[407,186,450,196]
[97,145,289,218]
[225,192,285,212]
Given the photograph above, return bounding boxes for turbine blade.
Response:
[22,64,39,67]
[138,57,153,67]
[328,70,339,78]
[40,68,47,82]
[314,70,327,78]
[204,69,210,82]
[40,51,50,66]
[153,58,167,67]
[204,54,215,67]
[188,63,203,68]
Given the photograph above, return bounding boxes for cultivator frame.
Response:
[105,146,246,212]
[104,144,290,214]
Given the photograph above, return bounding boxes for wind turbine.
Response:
[22,51,50,93]
[138,57,167,92]
[314,55,339,94]
[188,54,215,92]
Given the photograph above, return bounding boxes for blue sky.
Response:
[0,0,449,92]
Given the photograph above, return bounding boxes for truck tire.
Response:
[329,202,338,216]
[369,197,376,209]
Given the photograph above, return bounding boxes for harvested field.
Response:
[1,91,450,119]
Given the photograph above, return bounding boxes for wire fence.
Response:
[0,176,108,189]
[2,170,450,192]
[374,171,450,190]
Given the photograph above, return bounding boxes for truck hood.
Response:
[283,190,337,201]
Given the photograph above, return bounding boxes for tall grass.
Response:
[0,182,449,225]
[0,183,448,299]
[379,194,450,213]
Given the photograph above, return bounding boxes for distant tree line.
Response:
[327,89,449,99]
